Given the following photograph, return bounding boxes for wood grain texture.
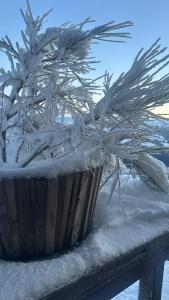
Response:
[56,174,74,250]
[87,167,103,232]
[70,170,91,246]
[0,166,102,260]
[34,178,48,256]
[2,179,20,256]
[45,179,58,255]
[82,168,100,238]
[0,238,4,257]
[139,261,164,300]
[17,179,36,257]
[64,172,82,247]
[0,180,14,258]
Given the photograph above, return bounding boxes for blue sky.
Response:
[0,0,169,79]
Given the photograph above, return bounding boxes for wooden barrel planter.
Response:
[0,166,102,260]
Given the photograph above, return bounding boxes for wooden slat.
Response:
[28,178,37,256]
[0,214,12,258]
[0,180,14,258]
[56,175,74,250]
[15,178,35,257]
[0,237,4,257]
[0,167,102,259]
[64,172,82,247]
[87,167,102,232]
[26,179,36,257]
[45,179,58,255]
[34,178,48,256]
[59,174,75,249]
[15,178,26,256]
[79,171,94,240]
[70,171,92,246]
[2,179,20,257]
[82,169,100,239]
[139,261,164,300]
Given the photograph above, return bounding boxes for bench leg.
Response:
[138,261,165,300]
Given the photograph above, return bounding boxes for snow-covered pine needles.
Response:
[0,1,169,194]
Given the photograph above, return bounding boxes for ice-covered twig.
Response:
[19,140,50,167]
[133,154,169,194]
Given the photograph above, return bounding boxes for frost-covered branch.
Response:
[1,0,169,196]
[133,154,169,194]
[94,39,169,121]
[0,1,133,166]
[19,140,50,167]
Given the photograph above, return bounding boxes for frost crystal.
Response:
[0,1,169,193]
[57,29,90,58]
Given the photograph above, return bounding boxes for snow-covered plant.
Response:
[0,1,169,194]
[0,1,132,169]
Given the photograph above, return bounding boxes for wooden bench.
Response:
[42,232,169,300]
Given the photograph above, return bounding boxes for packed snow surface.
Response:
[0,141,103,179]
[1,167,169,299]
